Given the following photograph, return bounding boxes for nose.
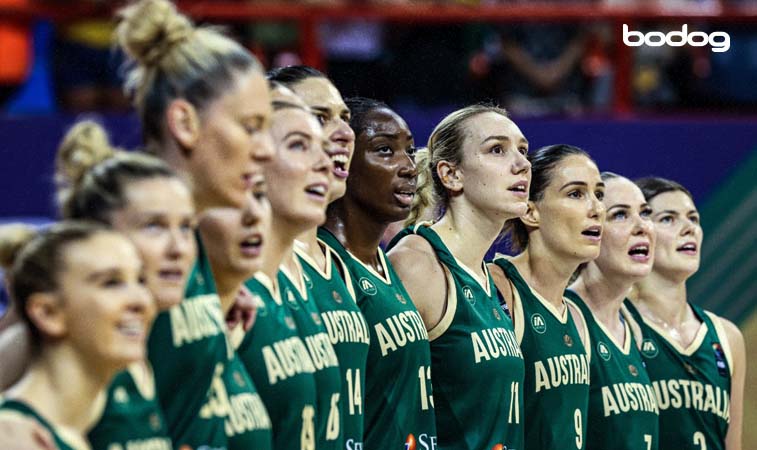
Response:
[242,193,267,226]
[398,150,418,179]
[128,281,156,320]
[252,131,276,163]
[314,142,334,175]
[680,218,696,237]
[588,192,605,220]
[167,226,193,260]
[330,119,355,149]
[633,213,653,237]
[512,149,531,176]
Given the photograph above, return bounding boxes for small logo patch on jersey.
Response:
[628,364,639,377]
[233,370,245,387]
[491,445,506,450]
[683,361,698,376]
[597,341,611,360]
[492,307,502,321]
[564,334,574,347]
[149,412,162,430]
[311,311,322,325]
[713,343,729,377]
[396,293,407,304]
[332,290,343,304]
[530,313,547,334]
[358,277,377,296]
[462,286,475,305]
[285,290,300,310]
[641,338,659,358]
[304,273,313,289]
[113,387,129,403]
[285,316,296,330]
[405,434,416,450]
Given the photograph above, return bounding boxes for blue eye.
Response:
[612,211,628,220]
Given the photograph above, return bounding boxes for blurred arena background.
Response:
[1,0,755,434]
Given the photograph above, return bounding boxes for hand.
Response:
[226,286,258,332]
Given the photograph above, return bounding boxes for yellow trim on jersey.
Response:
[294,240,333,280]
[494,256,569,324]
[639,314,709,357]
[706,311,734,377]
[588,306,632,356]
[622,304,645,352]
[427,265,457,342]
[565,299,592,363]
[127,362,156,401]
[346,248,393,286]
[254,272,282,306]
[510,277,526,345]
[230,323,246,350]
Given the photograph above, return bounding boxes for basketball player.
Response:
[318,97,438,450]
[114,0,275,447]
[626,177,745,450]
[0,222,153,450]
[387,105,528,450]
[488,144,600,450]
[566,172,660,450]
[268,65,370,450]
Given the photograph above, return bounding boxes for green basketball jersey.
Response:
[491,257,589,450]
[388,225,525,450]
[625,300,732,450]
[279,263,343,450]
[147,236,230,449]
[87,367,172,450]
[0,399,78,450]
[295,242,370,450]
[565,291,659,450]
[318,228,437,450]
[213,354,274,450]
[240,274,318,450]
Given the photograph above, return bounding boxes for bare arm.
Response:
[723,318,745,450]
[387,236,446,332]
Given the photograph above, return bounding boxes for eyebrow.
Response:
[86,268,121,283]
[371,132,413,140]
[284,131,312,141]
[559,181,605,191]
[481,135,529,146]
[654,209,679,217]
[608,204,631,210]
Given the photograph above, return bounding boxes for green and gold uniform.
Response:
[319,228,437,450]
[279,263,343,450]
[295,242,370,450]
[625,300,732,450]
[389,225,525,450]
[88,367,172,450]
[0,399,79,450]
[239,274,318,450]
[491,257,590,450]
[147,237,230,449]
[565,291,659,450]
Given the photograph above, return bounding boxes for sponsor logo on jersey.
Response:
[149,412,162,430]
[233,370,245,387]
[113,386,129,403]
[396,293,407,304]
[629,364,639,377]
[530,313,547,334]
[304,273,313,290]
[286,289,300,310]
[492,307,502,321]
[597,341,611,361]
[564,334,574,348]
[491,445,506,450]
[311,311,322,325]
[405,434,416,450]
[641,338,658,358]
[285,316,297,330]
[345,439,364,450]
[462,286,475,305]
[358,277,377,296]
[332,290,343,304]
[712,343,728,377]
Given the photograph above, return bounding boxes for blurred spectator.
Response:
[0,0,31,106]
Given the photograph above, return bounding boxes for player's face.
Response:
[458,112,530,219]
[266,108,332,230]
[648,190,702,279]
[291,77,355,202]
[110,177,197,311]
[199,186,271,279]
[348,107,417,223]
[190,69,274,211]
[532,154,605,263]
[594,177,655,279]
[57,232,154,371]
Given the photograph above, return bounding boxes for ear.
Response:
[25,292,67,339]
[437,160,463,193]
[166,99,201,154]
[519,200,540,228]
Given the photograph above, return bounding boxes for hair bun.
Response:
[55,120,118,191]
[0,224,37,272]
[116,0,194,67]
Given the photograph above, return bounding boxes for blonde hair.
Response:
[408,104,509,226]
[115,0,262,146]
[55,120,179,222]
[404,147,435,226]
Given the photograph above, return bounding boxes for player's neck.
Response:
[296,228,326,271]
[325,198,386,270]
[432,205,502,276]
[570,266,629,336]
[635,271,690,326]
[8,345,109,434]
[512,245,576,311]
[262,228,296,280]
